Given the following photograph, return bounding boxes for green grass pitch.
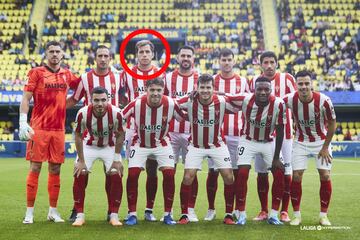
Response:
[0,157,358,240]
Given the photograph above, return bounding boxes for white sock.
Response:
[319,212,327,218]
[76,213,85,218]
[188,208,195,212]
[293,211,301,218]
[109,213,118,218]
[129,211,137,216]
[270,209,278,218]
[239,211,246,217]
[145,208,153,212]
[164,212,170,216]
[26,207,34,215]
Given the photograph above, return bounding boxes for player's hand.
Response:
[188,90,198,101]
[318,147,332,166]
[109,161,124,177]
[74,161,87,178]
[19,121,34,141]
[272,158,284,172]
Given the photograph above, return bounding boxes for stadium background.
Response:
[0,0,359,158]
[0,1,359,239]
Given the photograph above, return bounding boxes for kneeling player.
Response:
[72,87,125,227]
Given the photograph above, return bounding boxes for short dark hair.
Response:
[177,45,195,55]
[91,86,109,96]
[260,51,278,64]
[255,76,271,86]
[145,77,165,88]
[95,45,111,57]
[135,40,154,54]
[219,48,234,58]
[295,70,313,80]
[45,41,62,50]
[197,73,214,86]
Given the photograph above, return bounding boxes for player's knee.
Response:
[146,160,158,177]
[319,170,330,181]
[183,172,195,185]
[292,170,304,182]
[30,162,42,173]
[48,163,61,174]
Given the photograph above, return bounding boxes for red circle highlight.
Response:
[119,29,170,80]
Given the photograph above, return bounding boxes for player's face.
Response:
[255,82,271,104]
[296,76,312,99]
[219,54,235,74]
[261,57,277,78]
[46,45,63,67]
[197,81,214,102]
[95,48,111,71]
[137,44,154,68]
[146,84,164,106]
[92,93,108,115]
[177,49,194,71]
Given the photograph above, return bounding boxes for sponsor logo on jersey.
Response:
[171,91,188,97]
[297,119,318,127]
[192,118,219,126]
[140,124,166,132]
[134,86,146,93]
[45,83,67,90]
[91,130,110,137]
[248,119,271,128]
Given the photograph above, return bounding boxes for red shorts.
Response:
[26,129,65,164]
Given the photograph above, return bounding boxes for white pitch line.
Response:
[333,159,360,163]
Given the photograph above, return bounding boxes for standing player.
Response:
[249,51,296,222]
[20,41,79,224]
[122,40,160,221]
[283,70,336,226]
[234,77,286,225]
[205,48,249,221]
[66,45,123,222]
[164,45,199,222]
[177,74,245,225]
[72,87,124,227]
[122,77,185,225]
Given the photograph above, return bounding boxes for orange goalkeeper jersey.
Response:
[24,66,79,131]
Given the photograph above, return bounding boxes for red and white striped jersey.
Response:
[214,73,249,136]
[250,72,296,139]
[238,94,287,142]
[283,91,336,143]
[122,65,159,129]
[177,94,245,149]
[121,94,185,148]
[71,69,123,107]
[75,104,124,147]
[164,69,199,133]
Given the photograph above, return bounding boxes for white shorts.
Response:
[237,137,274,172]
[292,140,332,171]
[169,132,190,164]
[186,143,232,170]
[128,143,175,169]
[208,135,239,169]
[76,144,116,172]
[254,138,293,174]
[125,128,136,160]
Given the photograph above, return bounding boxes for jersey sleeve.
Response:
[164,73,171,96]
[115,110,125,132]
[23,68,39,92]
[323,97,336,121]
[74,109,86,134]
[173,100,187,121]
[71,78,85,101]
[276,100,287,125]
[225,93,246,113]
[286,74,297,93]
[121,100,135,120]
[176,95,189,111]
[67,71,80,90]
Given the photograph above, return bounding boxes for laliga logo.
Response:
[119,29,170,81]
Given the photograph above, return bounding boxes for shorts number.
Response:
[130,149,135,158]
[238,147,245,156]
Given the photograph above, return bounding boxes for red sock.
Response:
[162,169,175,212]
[232,169,239,209]
[126,168,141,212]
[271,169,285,211]
[73,174,88,213]
[281,175,292,212]
[109,174,122,213]
[235,168,249,211]
[48,173,60,208]
[146,175,158,209]
[26,171,39,207]
[224,183,235,214]
[257,174,269,212]
[180,182,191,214]
[206,171,219,210]
[320,180,332,213]
[291,180,302,211]
[188,175,198,208]
[105,175,111,213]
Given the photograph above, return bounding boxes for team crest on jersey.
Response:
[62,74,67,82]
[109,124,113,131]
[111,83,116,90]
[314,112,320,118]
[267,115,273,120]
[236,86,241,92]
[275,85,280,93]
[162,116,168,122]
